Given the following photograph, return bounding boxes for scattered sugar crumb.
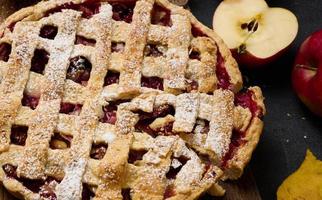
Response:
[286,113,292,117]
[303,135,307,139]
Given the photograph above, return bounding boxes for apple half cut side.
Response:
[213,0,298,68]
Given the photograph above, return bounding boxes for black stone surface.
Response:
[189,0,322,199]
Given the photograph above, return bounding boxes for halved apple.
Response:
[213,0,298,68]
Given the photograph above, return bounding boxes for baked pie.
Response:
[0,0,265,199]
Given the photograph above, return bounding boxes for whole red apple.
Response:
[292,30,322,117]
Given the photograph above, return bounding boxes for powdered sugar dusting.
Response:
[173,93,199,132]
[205,89,234,158]
[56,159,86,200]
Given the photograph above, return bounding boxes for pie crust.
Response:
[0,0,265,199]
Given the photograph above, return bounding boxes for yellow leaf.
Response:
[277,149,322,200]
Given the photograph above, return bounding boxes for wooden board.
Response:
[0,1,262,199]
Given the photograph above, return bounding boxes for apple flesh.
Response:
[213,0,298,68]
[292,30,322,117]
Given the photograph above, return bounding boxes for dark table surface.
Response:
[189,0,322,199]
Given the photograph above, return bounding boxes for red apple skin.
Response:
[292,30,322,117]
[231,45,290,69]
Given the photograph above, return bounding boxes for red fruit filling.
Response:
[234,90,261,117]
[49,132,73,149]
[163,185,175,199]
[67,56,92,86]
[21,93,40,110]
[82,184,95,200]
[111,1,136,23]
[151,4,172,26]
[141,76,164,90]
[8,22,16,32]
[134,120,155,137]
[215,52,231,90]
[31,49,49,74]
[189,49,201,60]
[112,42,125,53]
[121,188,131,200]
[135,105,175,138]
[45,1,101,19]
[0,43,12,62]
[99,101,123,124]
[221,90,262,167]
[191,25,208,38]
[10,125,28,146]
[144,44,165,57]
[221,129,247,168]
[128,149,148,164]
[75,35,96,47]
[104,71,120,86]
[59,102,82,115]
[166,156,189,179]
[90,143,108,160]
[2,164,59,200]
[39,25,58,40]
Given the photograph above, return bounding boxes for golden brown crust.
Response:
[0,0,264,199]
[223,86,266,180]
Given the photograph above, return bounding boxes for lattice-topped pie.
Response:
[0,0,265,199]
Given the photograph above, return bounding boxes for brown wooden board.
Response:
[0,0,261,199]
